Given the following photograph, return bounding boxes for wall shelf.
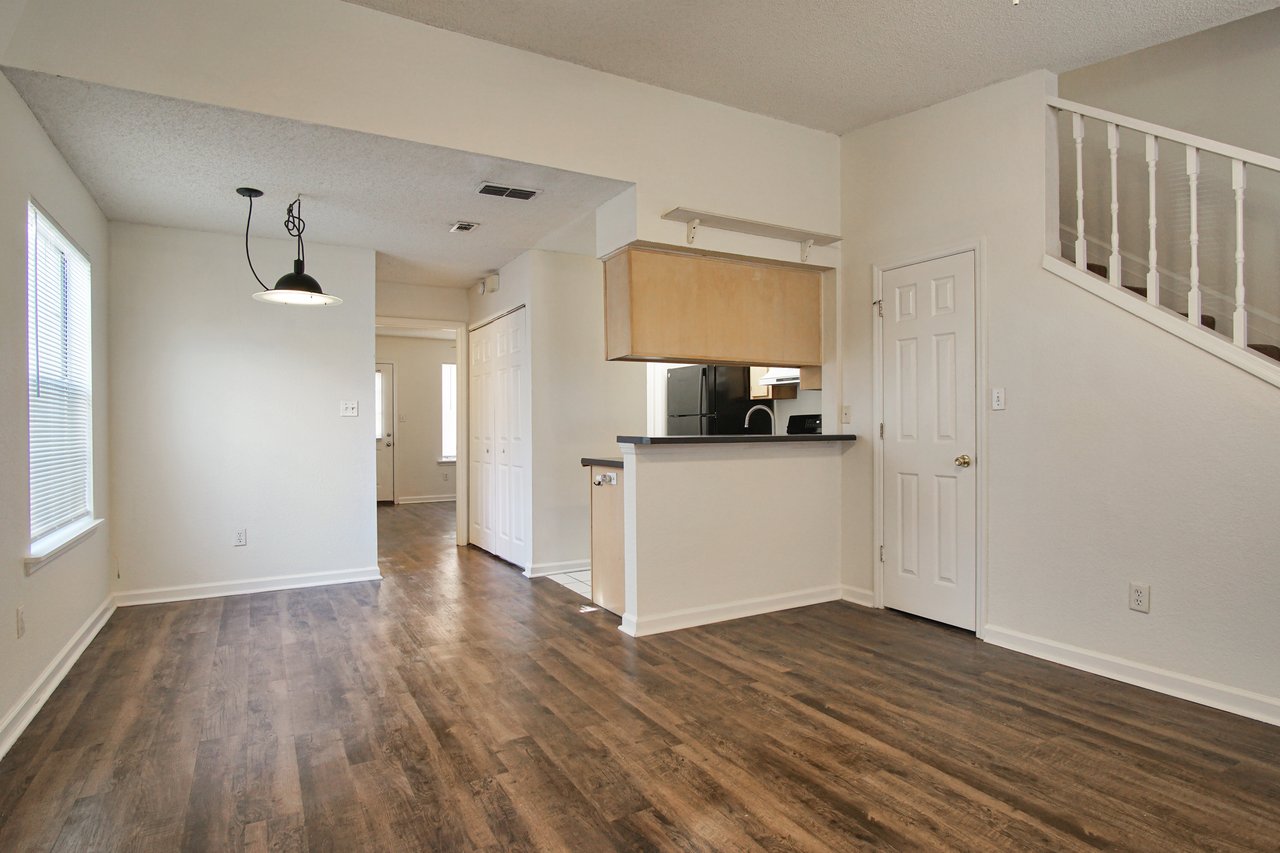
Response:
[662,207,841,261]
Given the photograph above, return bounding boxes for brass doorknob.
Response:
[954,454,972,468]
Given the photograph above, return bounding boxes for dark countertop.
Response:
[581,457,624,468]
[617,434,856,445]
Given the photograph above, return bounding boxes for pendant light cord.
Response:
[285,197,306,267]
[243,194,269,291]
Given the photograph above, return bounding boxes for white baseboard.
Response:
[0,596,115,761]
[394,495,455,504]
[524,559,590,578]
[841,585,876,608]
[983,625,1280,727]
[620,585,842,637]
[114,566,382,607]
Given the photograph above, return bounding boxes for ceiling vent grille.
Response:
[477,182,539,200]
[450,221,479,233]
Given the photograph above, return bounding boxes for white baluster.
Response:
[1186,146,1202,327]
[1107,123,1121,286]
[1073,112,1086,271]
[1233,159,1248,347]
[1145,135,1160,306]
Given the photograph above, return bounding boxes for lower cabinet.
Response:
[588,465,624,616]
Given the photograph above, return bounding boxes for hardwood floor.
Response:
[2,501,1279,851]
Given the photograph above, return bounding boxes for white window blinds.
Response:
[27,204,93,543]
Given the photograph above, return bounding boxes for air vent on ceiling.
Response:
[477,182,539,200]
[450,221,479,233]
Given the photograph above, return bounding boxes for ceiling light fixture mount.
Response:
[236,187,341,306]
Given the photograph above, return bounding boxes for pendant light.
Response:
[236,187,342,306]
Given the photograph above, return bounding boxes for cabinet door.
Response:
[589,466,624,616]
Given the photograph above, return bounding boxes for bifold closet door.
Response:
[468,308,531,568]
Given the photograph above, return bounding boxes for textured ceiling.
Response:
[2,69,630,287]
[344,0,1279,134]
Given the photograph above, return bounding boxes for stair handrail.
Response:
[1048,96,1280,352]
[1047,97,1280,173]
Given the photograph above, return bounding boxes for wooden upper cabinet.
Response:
[604,243,823,367]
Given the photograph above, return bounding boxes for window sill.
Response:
[26,518,104,575]
[437,457,457,465]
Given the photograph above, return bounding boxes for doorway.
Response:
[375,361,395,502]
[876,250,978,631]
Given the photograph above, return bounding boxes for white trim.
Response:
[0,596,115,760]
[619,585,841,637]
[1043,255,1280,390]
[840,585,875,608]
[394,494,455,504]
[25,518,104,575]
[871,242,987,633]
[114,566,381,607]
[524,559,590,579]
[983,625,1280,728]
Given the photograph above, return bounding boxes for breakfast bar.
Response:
[613,433,857,636]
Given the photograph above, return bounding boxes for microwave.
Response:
[786,414,821,435]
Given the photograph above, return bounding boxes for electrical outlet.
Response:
[16,606,25,639]
[991,387,1006,411]
[234,528,247,547]
[1129,582,1151,613]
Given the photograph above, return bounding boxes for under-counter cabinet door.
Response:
[589,465,624,616]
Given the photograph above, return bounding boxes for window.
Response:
[441,363,457,461]
[27,203,93,547]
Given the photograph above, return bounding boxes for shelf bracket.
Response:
[686,218,699,245]
[800,238,814,263]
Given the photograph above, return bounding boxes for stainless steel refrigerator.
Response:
[666,365,771,436]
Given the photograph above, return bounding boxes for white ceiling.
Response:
[345,0,1279,134]
[2,68,630,288]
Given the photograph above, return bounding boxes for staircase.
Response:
[1044,96,1280,383]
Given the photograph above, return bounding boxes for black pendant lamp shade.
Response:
[236,187,341,306]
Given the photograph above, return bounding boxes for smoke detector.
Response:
[450,221,479,233]
[477,182,539,200]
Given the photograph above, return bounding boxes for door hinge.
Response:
[873,299,883,317]
[879,545,884,562]
[879,422,884,439]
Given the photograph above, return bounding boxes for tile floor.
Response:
[547,569,591,600]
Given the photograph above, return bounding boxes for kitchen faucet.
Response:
[744,404,775,435]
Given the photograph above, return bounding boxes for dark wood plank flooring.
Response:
[1,501,1278,851]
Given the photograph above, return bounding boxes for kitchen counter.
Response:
[580,457,624,468]
[618,434,856,445]
[616,434,856,637]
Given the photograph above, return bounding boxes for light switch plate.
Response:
[841,405,852,424]
[340,401,359,417]
[991,388,1006,411]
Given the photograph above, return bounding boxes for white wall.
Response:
[0,73,111,756]
[376,280,468,321]
[842,71,1280,721]
[109,223,378,600]
[470,249,648,573]
[375,335,457,502]
[0,0,840,267]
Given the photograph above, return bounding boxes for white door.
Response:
[375,362,394,502]
[880,252,977,630]
[466,308,531,568]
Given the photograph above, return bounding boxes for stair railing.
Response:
[1048,96,1280,351]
